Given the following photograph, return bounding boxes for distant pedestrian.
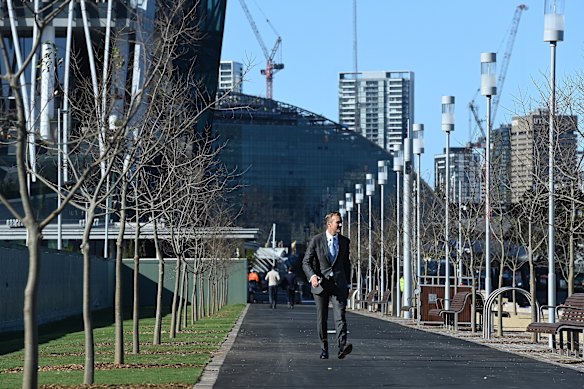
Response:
[248,270,260,303]
[265,266,280,309]
[302,211,352,360]
[281,267,297,308]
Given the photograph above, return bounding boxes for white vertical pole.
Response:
[458,177,463,280]
[547,42,557,325]
[403,134,413,318]
[380,183,385,293]
[396,173,401,314]
[57,109,62,250]
[485,96,492,297]
[445,131,451,309]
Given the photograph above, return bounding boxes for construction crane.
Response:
[468,4,528,148]
[238,0,284,100]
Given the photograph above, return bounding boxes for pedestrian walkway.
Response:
[197,303,584,388]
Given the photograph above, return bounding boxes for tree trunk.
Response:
[191,270,197,325]
[497,244,505,337]
[169,256,181,338]
[114,186,128,365]
[132,207,140,354]
[182,267,189,327]
[153,217,163,345]
[528,218,538,342]
[81,206,98,384]
[22,227,41,389]
[176,260,187,332]
[568,186,576,296]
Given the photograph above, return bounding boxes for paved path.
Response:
[201,303,584,388]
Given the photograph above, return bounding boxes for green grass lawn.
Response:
[0,304,244,388]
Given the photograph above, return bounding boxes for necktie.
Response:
[329,236,337,262]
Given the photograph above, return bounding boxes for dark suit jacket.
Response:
[281,272,297,291]
[302,232,351,296]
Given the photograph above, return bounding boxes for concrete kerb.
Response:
[193,304,250,388]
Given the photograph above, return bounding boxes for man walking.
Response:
[265,265,280,309]
[281,267,297,308]
[302,211,352,359]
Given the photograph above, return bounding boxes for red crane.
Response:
[238,0,284,100]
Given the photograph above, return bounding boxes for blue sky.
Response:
[220,0,584,183]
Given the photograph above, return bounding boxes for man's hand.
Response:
[310,275,321,288]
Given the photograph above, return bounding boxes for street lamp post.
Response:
[366,173,375,294]
[442,96,455,309]
[339,200,346,235]
[378,160,388,293]
[393,145,403,315]
[481,52,496,297]
[57,108,63,250]
[544,0,564,326]
[413,125,424,287]
[345,192,353,243]
[403,133,413,318]
[458,176,463,282]
[355,184,364,301]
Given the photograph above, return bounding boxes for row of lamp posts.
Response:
[337,124,423,317]
[441,1,563,327]
[338,0,563,324]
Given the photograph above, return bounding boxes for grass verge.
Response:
[0,304,245,388]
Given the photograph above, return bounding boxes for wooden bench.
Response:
[371,290,391,314]
[355,290,376,309]
[428,291,476,330]
[527,293,584,355]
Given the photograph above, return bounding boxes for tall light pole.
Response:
[458,175,463,282]
[403,132,413,318]
[57,108,63,250]
[339,200,346,235]
[355,184,364,299]
[413,125,424,286]
[481,52,496,297]
[544,0,564,325]
[393,144,403,315]
[366,173,375,294]
[345,192,353,242]
[442,96,455,309]
[378,160,388,293]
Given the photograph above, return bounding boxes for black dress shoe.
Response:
[320,349,329,359]
[338,343,353,359]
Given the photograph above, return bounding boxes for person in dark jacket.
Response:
[281,267,297,308]
[302,211,352,360]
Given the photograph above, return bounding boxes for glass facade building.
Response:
[0,0,228,252]
[213,93,396,246]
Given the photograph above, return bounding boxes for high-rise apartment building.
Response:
[434,147,482,204]
[339,71,414,151]
[510,109,578,203]
[218,60,243,95]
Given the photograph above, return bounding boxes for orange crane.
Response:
[468,4,528,148]
[238,0,284,100]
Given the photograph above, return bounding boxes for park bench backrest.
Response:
[378,290,391,303]
[448,292,472,313]
[359,290,376,303]
[560,293,584,325]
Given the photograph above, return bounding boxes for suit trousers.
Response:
[313,288,348,350]
[268,285,278,307]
